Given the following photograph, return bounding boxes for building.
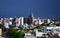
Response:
[12,17,16,27]
[0,18,3,28]
[34,20,38,25]
[4,18,9,28]
[9,18,13,25]
[47,19,51,23]
[28,13,34,24]
[0,28,2,38]
[19,17,24,25]
[35,29,47,38]
[48,36,60,38]
[24,18,28,24]
[38,18,44,25]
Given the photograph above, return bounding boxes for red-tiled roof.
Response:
[48,36,60,38]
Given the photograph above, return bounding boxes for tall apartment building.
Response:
[19,17,24,25]
[47,19,51,23]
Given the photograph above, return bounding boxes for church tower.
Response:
[28,12,34,24]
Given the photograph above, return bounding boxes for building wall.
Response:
[0,28,2,36]
[19,17,24,25]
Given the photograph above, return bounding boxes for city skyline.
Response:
[0,0,60,18]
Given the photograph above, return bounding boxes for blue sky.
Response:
[0,0,60,18]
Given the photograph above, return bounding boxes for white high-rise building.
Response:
[19,17,24,26]
[47,19,51,23]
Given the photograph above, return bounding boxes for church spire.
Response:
[30,11,34,17]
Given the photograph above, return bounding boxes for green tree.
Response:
[8,25,25,38]
[55,24,60,26]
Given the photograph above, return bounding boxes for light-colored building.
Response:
[4,18,9,28]
[9,17,13,21]
[0,28,2,36]
[9,18,13,25]
[35,29,47,37]
[4,22,9,28]
[0,20,2,25]
[34,20,38,25]
[34,18,44,25]
[9,21,12,25]
[38,18,44,25]
[19,17,24,25]
[47,19,51,23]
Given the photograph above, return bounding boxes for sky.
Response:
[0,0,60,18]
